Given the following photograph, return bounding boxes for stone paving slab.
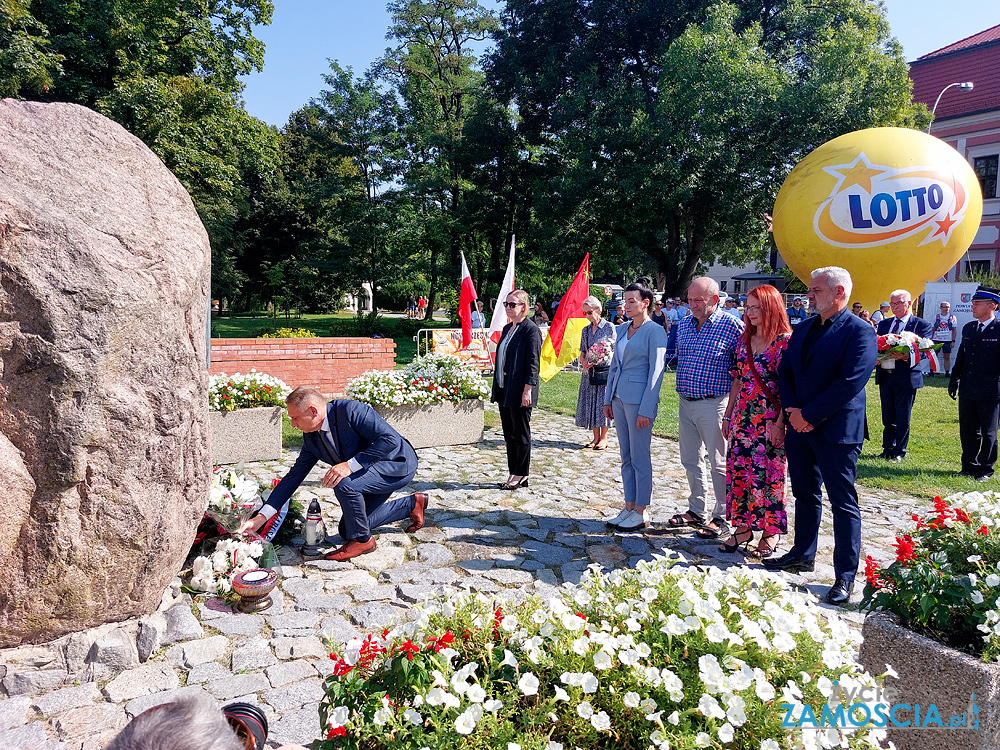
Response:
[0,409,920,748]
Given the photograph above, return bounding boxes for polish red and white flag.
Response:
[458,251,479,349]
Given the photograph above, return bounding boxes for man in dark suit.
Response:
[765,266,878,605]
[242,387,427,561]
[875,289,934,461]
[949,286,1000,481]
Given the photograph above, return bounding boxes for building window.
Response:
[974,155,998,199]
[719,281,728,291]
[967,260,991,276]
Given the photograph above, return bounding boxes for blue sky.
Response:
[241,1,997,127]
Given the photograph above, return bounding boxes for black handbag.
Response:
[589,365,610,386]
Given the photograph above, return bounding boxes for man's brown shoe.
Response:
[324,537,377,562]
[406,492,429,533]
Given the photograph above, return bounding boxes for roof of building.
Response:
[916,23,1000,61]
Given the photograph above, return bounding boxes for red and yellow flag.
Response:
[540,254,590,381]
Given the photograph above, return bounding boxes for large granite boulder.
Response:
[0,100,210,647]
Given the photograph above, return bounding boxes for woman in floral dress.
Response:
[575,296,613,449]
[720,284,791,559]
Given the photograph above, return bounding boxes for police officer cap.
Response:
[971,286,1000,305]
[879,301,890,308]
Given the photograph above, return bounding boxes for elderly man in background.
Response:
[874,289,933,462]
[664,276,744,540]
[767,266,877,605]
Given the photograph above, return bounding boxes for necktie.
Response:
[891,319,902,334]
[323,429,340,462]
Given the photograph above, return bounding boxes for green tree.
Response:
[490,0,929,294]
[385,0,498,319]
[0,0,62,97]
[0,0,277,305]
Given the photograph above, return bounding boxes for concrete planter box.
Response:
[375,399,484,449]
[860,611,999,750]
[209,406,283,465]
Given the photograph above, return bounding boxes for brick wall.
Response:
[209,338,396,397]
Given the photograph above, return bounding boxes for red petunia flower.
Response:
[955,508,973,524]
[327,726,347,738]
[979,525,990,536]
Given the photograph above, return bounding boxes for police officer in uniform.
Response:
[949,286,1000,481]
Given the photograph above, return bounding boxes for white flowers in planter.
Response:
[315,556,885,750]
[209,369,291,411]
[346,353,489,409]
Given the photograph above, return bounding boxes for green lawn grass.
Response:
[536,370,974,499]
[211,312,454,366]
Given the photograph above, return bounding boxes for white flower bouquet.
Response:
[876,331,942,368]
[315,557,888,749]
[346,353,490,409]
[209,369,292,412]
[207,466,265,533]
[189,535,267,595]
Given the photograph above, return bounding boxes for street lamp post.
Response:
[927,81,974,133]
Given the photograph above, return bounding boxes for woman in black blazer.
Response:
[491,289,543,490]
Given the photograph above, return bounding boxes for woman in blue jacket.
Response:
[603,281,668,532]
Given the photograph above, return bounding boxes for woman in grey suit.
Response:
[603,281,668,531]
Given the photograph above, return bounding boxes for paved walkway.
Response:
[0,409,920,749]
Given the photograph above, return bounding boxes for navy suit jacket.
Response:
[874,315,934,389]
[263,400,417,514]
[777,309,878,444]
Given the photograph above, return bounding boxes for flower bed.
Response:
[862,492,1000,660]
[859,491,1000,750]
[208,370,291,463]
[209,370,292,412]
[346,353,489,408]
[316,558,886,750]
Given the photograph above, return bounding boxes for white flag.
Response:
[488,236,517,344]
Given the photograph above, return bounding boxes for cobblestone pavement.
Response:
[0,408,921,749]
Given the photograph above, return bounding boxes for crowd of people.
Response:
[561,270,1000,606]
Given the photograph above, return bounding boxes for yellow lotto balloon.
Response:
[773,127,983,313]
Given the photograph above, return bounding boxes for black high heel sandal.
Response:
[501,476,529,490]
[747,535,780,560]
[718,529,754,553]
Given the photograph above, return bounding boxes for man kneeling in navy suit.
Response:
[242,387,428,561]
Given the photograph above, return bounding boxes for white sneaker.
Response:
[616,509,650,532]
[606,508,632,527]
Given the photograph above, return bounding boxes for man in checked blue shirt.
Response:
[665,276,744,540]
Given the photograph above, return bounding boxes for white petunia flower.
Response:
[695,732,712,747]
[403,708,422,726]
[593,650,614,670]
[667,711,680,726]
[590,711,611,731]
[454,710,476,735]
[624,691,641,708]
[580,672,599,694]
[518,672,540,696]
[718,722,734,743]
[577,701,594,719]
[484,699,503,713]
[554,686,570,702]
